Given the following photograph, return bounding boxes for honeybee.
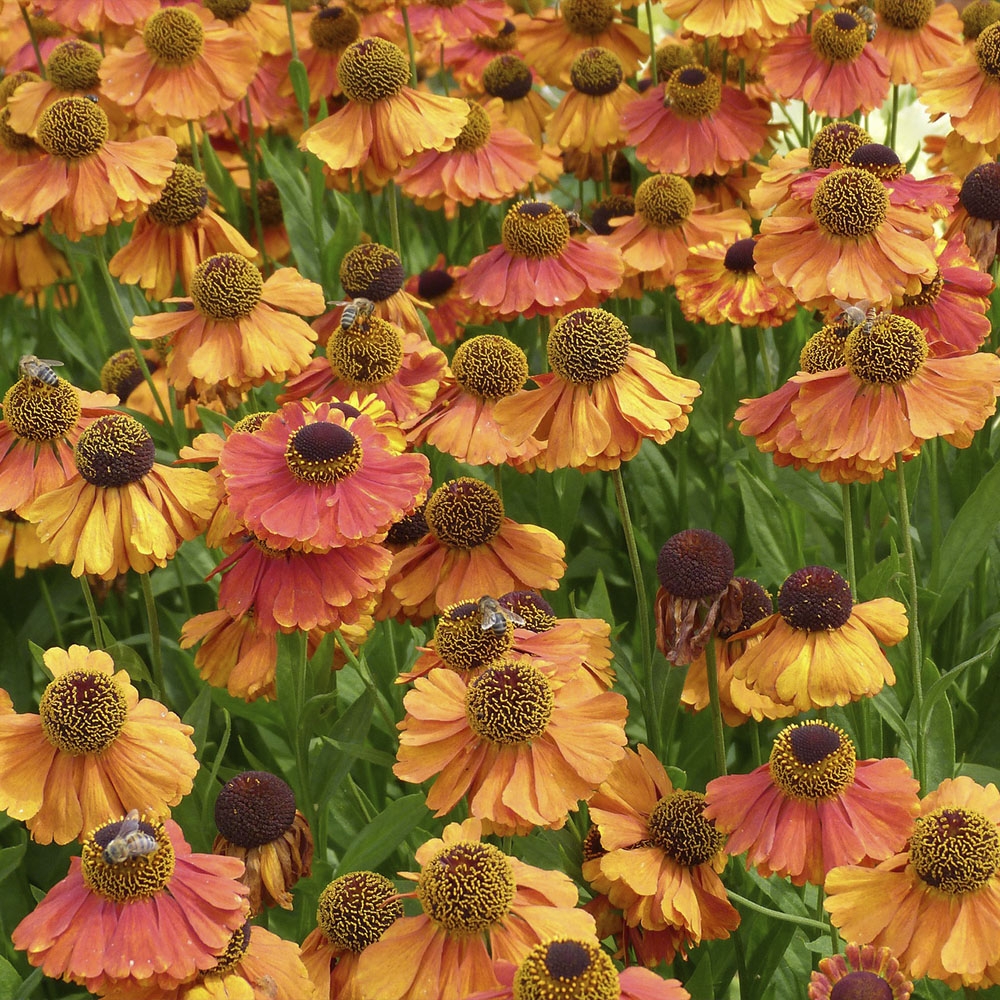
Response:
[855,3,877,41]
[564,209,596,235]
[330,297,376,330]
[477,595,527,635]
[19,355,64,386]
[834,298,877,331]
[103,809,158,864]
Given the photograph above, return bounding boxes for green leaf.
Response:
[333,794,430,877]
[287,58,311,120]
[926,459,1000,628]
[0,956,22,1000]
[734,468,792,587]
[199,136,244,226]
[10,966,43,1000]
[0,841,26,883]
[182,684,214,755]
[317,737,396,768]
[105,642,152,687]
[311,689,376,805]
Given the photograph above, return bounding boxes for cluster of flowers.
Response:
[1,0,1000,996]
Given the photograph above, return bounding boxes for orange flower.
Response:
[0,645,197,845]
[109,163,257,300]
[395,658,628,835]
[789,312,1000,467]
[398,98,548,218]
[442,19,520,90]
[0,217,73,308]
[100,924,315,1000]
[31,0,158,33]
[99,5,259,125]
[918,21,1000,145]
[674,236,799,328]
[12,815,248,993]
[180,608,279,702]
[871,0,963,85]
[705,720,920,886]
[494,308,700,472]
[406,334,542,467]
[825,776,1000,989]
[0,368,117,515]
[585,746,741,945]
[462,201,624,320]
[353,818,596,1000]
[479,54,553,145]
[385,477,566,621]
[131,253,324,406]
[301,872,403,1000]
[0,512,50,577]
[0,97,176,241]
[763,14,890,119]
[622,69,774,177]
[404,254,481,345]
[293,6,360,100]
[597,173,751,289]
[279,320,447,426]
[219,400,430,551]
[661,0,811,45]
[25,413,217,580]
[754,166,938,308]
[546,48,637,156]
[731,565,908,711]
[514,0,647,87]
[301,37,470,189]
[403,0,507,43]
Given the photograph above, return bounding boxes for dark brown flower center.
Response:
[143,7,205,66]
[453,100,492,152]
[435,600,513,669]
[634,173,696,229]
[465,660,554,743]
[800,324,850,372]
[337,37,409,103]
[812,10,869,62]
[720,577,772,637]
[844,313,928,384]
[546,308,630,385]
[656,529,735,597]
[876,0,933,30]
[975,20,1000,75]
[214,771,296,847]
[723,237,757,273]
[959,162,1000,221]
[284,420,363,484]
[82,814,176,901]
[424,477,503,548]
[812,167,889,238]
[417,840,515,934]
[75,413,156,487]
[910,807,1000,893]
[2,376,80,441]
[326,317,403,385]
[451,335,528,399]
[570,47,623,96]
[39,667,128,753]
[768,721,857,800]
[482,54,533,100]
[35,96,108,158]
[309,6,361,51]
[778,566,853,631]
[561,0,616,36]
[316,871,402,950]
[149,162,209,226]
[647,790,724,866]
[340,243,405,300]
[501,201,570,258]
[190,253,263,320]
[514,939,620,1000]
[963,0,1000,40]
[830,971,895,1000]
[590,193,635,234]
[808,121,874,169]
[47,40,102,91]
[666,66,722,118]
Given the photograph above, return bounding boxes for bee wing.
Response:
[36,359,64,367]
[506,609,528,627]
[118,811,140,836]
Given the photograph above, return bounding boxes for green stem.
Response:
[611,466,657,756]
[644,0,658,86]
[243,96,271,274]
[887,84,899,150]
[726,891,832,933]
[334,632,397,732]
[80,576,104,647]
[400,5,419,88]
[386,180,402,259]
[18,5,46,77]
[703,639,728,775]
[896,457,925,786]
[140,571,165,698]
[38,576,64,646]
[841,483,857,596]
[663,289,677,371]
[756,327,774,393]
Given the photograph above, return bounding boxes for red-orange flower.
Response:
[763,14,891,119]
[12,815,248,993]
[705,720,920,886]
[622,69,774,177]
[872,0,963,85]
[219,400,430,551]
[462,200,624,320]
